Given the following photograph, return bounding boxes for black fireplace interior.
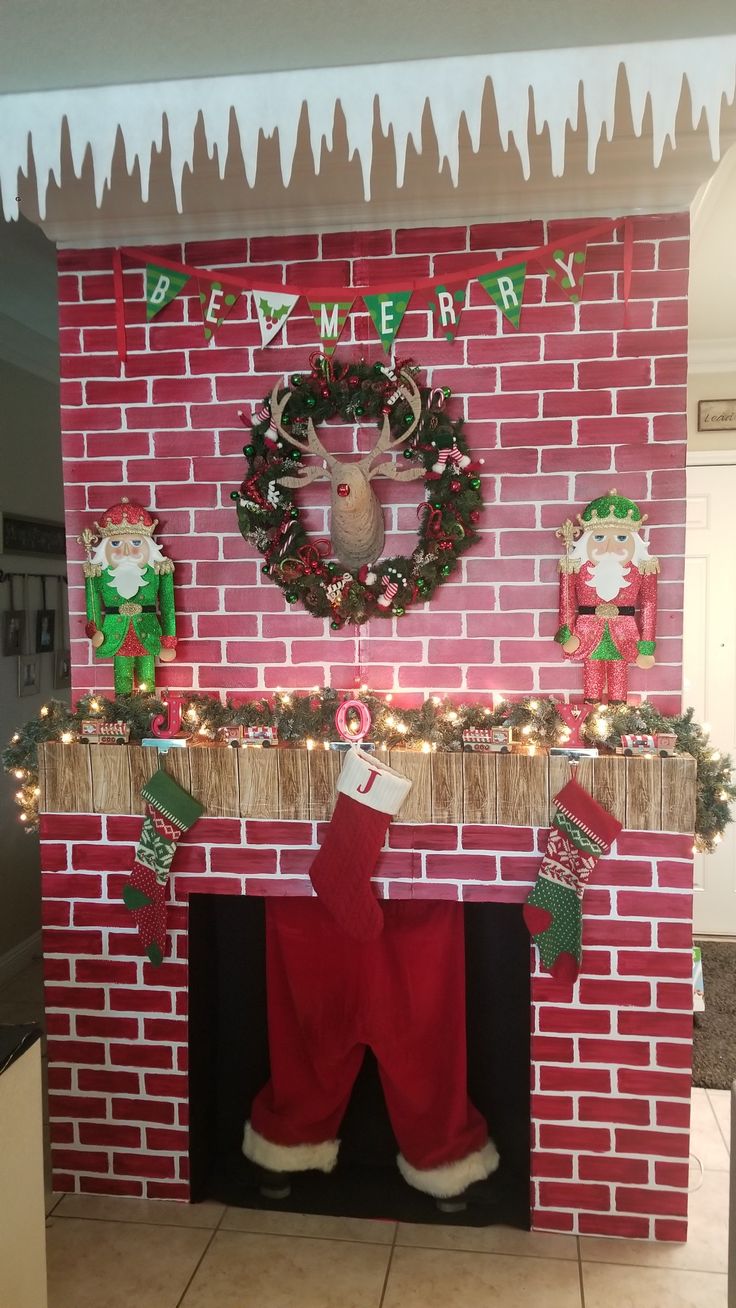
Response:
[189,895,531,1228]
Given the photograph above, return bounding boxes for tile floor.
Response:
[1,958,730,1307]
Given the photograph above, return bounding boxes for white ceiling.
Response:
[1,0,735,91]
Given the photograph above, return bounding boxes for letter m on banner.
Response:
[309,298,355,356]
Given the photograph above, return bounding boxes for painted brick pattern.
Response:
[58,215,687,709]
[40,813,693,1238]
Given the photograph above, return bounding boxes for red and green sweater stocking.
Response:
[122,769,203,966]
[523,777,621,983]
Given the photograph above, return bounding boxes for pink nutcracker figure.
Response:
[555,490,659,703]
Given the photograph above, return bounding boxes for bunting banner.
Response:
[198,280,241,343]
[544,244,588,303]
[308,297,355,356]
[363,290,411,352]
[113,219,631,369]
[428,282,467,342]
[478,262,526,329]
[253,289,300,347]
[145,264,189,320]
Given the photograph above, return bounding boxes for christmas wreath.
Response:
[231,355,483,627]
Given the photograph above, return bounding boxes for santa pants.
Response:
[583,657,628,702]
[244,898,497,1198]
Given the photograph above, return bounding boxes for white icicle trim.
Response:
[1,36,734,220]
[397,1138,500,1198]
[243,1121,339,1174]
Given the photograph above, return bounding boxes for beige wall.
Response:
[0,357,65,960]
[688,369,736,454]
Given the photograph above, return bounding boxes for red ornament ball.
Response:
[320,385,330,398]
[347,375,360,389]
[337,483,351,498]
[450,479,461,492]
[470,510,480,524]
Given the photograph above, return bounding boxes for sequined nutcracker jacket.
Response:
[555,559,658,662]
[83,563,176,658]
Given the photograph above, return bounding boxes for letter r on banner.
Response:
[496,275,519,311]
[437,289,456,327]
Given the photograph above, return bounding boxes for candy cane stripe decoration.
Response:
[377,574,400,609]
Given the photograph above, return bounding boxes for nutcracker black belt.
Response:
[577,605,635,616]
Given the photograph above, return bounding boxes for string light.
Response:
[89,699,101,712]
[529,700,539,711]
[14,769,24,780]
[306,739,315,751]
[60,732,73,745]
[11,733,19,743]
[421,741,431,753]
[446,710,458,723]
[40,705,49,718]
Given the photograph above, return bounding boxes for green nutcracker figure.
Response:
[82,498,177,694]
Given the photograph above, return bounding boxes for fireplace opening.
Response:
[189,895,531,1228]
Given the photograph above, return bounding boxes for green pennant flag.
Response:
[546,245,588,303]
[198,279,240,343]
[427,282,466,342]
[145,265,189,320]
[478,262,527,330]
[308,298,355,356]
[363,291,411,353]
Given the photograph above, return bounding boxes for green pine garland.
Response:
[3,691,734,851]
[231,355,483,627]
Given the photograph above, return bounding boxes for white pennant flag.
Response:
[253,289,300,346]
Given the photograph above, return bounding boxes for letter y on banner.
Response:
[544,243,588,303]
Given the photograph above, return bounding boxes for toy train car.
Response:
[462,726,514,754]
[80,719,130,744]
[617,732,677,758]
[216,724,278,748]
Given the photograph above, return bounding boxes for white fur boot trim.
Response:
[397,1138,500,1198]
[243,1121,339,1174]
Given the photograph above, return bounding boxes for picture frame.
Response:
[17,654,40,697]
[54,648,71,689]
[697,399,736,433]
[0,512,66,557]
[35,609,56,653]
[2,610,24,656]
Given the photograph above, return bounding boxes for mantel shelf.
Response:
[37,743,697,834]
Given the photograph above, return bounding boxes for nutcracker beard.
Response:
[586,553,629,603]
[106,558,147,600]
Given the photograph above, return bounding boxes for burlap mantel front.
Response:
[37,743,697,834]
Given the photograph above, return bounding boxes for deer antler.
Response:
[269,382,336,490]
[363,371,425,483]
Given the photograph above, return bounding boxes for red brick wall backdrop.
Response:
[57,215,688,710]
[40,814,693,1237]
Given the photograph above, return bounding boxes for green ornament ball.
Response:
[417,578,428,593]
[289,450,302,461]
[305,395,317,408]
[470,477,481,489]
[403,411,414,425]
[291,374,303,386]
[403,449,414,459]
[243,444,255,457]
[440,564,452,576]
[393,606,405,616]
[285,591,298,603]
[442,386,452,399]
[230,490,239,501]
[354,405,364,416]
[289,508,299,520]
[330,620,341,630]
[261,565,270,575]
[372,362,384,375]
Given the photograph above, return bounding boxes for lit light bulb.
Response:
[714,833,723,844]
[360,683,368,693]
[719,791,728,802]
[431,696,441,707]
[34,787,40,797]
[483,708,492,716]
[186,708,199,722]
[60,732,73,744]
[306,739,315,751]
[11,733,19,743]
[528,745,537,757]
[529,700,539,711]
[396,722,408,734]
[421,741,431,753]
[40,705,49,717]
[702,722,711,735]
[139,682,148,692]
[281,694,291,705]
[89,699,100,712]
[446,710,458,723]
[493,693,505,708]
[14,770,24,780]
[15,790,23,800]
[385,716,395,728]
[322,740,330,751]
[522,724,533,736]
[596,718,609,737]
[712,751,721,762]
[385,693,393,703]
[19,813,27,823]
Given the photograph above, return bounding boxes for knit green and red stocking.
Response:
[122,769,203,966]
[523,777,621,983]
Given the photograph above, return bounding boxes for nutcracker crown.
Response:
[577,488,647,532]
[94,498,158,539]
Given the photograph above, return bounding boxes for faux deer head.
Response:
[272,372,424,571]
